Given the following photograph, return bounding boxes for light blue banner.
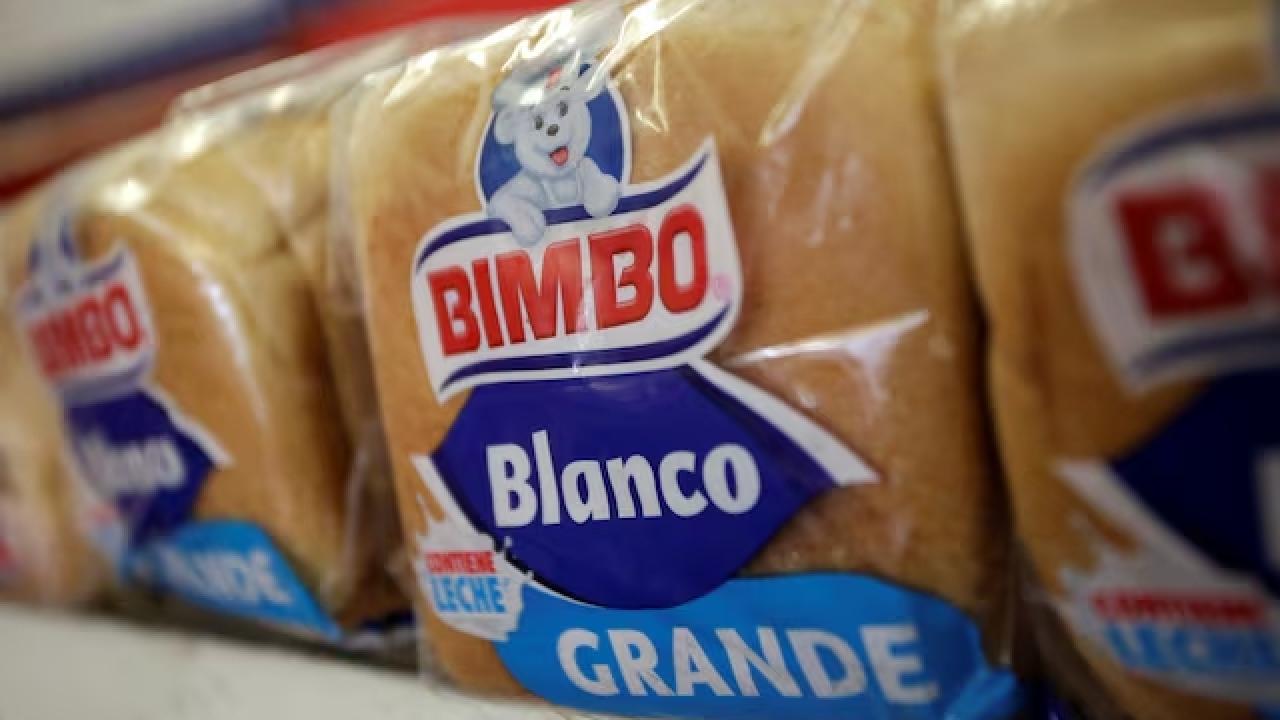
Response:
[497,573,1023,719]
[131,520,341,642]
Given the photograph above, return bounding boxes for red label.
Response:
[591,224,655,330]
[426,204,710,358]
[26,279,146,381]
[1091,590,1264,626]
[426,550,497,575]
[1116,186,1251,319]
[496,238,586,345]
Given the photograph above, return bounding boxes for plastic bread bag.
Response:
[2,30,478,648]
[338,1,1024,716]
[939,1,1278,718]
[0,195,110,608]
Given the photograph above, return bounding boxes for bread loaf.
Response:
[87,121,358,600]
[0,194,105,606]
[7,93,395,639]
[345,2,1016,715]
[941,1,1274,717]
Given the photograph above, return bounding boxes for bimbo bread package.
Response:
[342,1,1022,716]
[940,1,1278,717]
[3,39,426,644]
[0,195,108,607]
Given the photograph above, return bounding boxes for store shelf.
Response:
[0,605,594,720]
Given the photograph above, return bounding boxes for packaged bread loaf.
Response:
[342,1,1022,716]
[4,38,426,643]
[0,196,108,607]
[164,27,512,643]
[940,1,1278,718]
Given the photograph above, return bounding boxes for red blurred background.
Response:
[0,0,568,202]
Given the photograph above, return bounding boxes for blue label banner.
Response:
[497,574,1023,720]
[131,520,341,641]
[434,367,842,609]
[67,389,216,544]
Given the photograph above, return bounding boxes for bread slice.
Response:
[347,0,1006,693]
[941,1,1269,717]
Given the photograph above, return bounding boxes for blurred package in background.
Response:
[0,0,567,203]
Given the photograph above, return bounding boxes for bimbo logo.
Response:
[16,226,154,400]
[411,40,741,400]
[14,214,224,546]
[1070,100,1280,390]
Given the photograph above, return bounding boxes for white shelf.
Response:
[0,605,596,720]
